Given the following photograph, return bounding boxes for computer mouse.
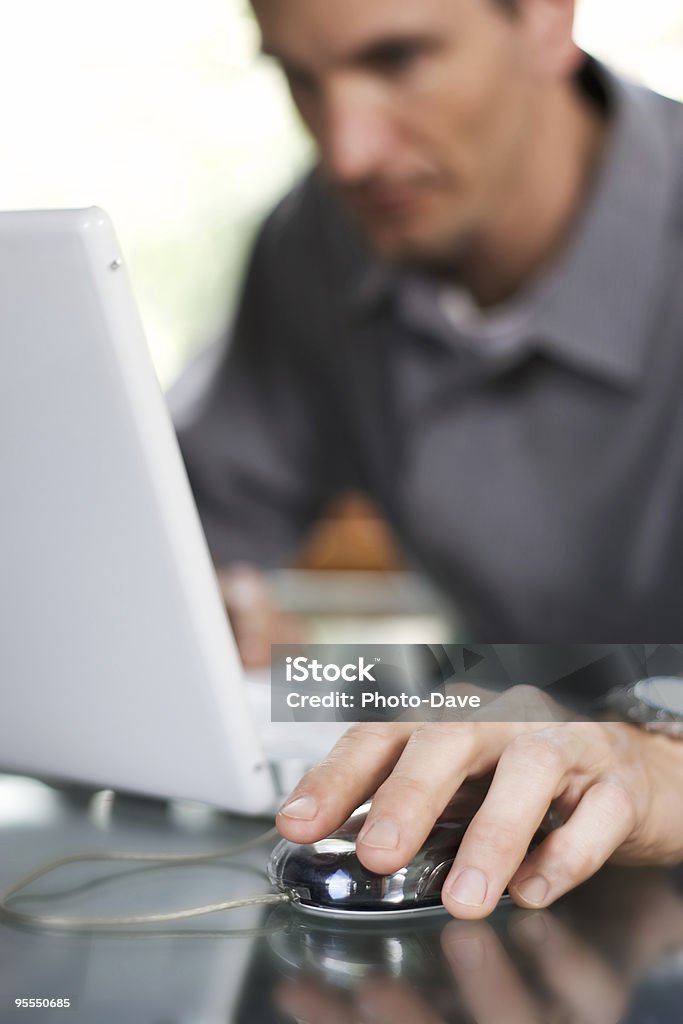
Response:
[268,797,554,920]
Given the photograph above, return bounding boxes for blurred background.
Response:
[3,0,682,621]
[3,0,682,385]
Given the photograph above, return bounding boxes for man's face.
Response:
[252,0,569,269]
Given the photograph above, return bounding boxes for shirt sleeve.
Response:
[169,199,342,569]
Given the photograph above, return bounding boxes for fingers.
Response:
[218,563,307,667]
[352,687,577,877]
[279,714,577,875]
[441,726,592,918]
[508,776,636,909]
[509,911,626,1024]
[465,684,575,725]
[444,909,626,1024]
[275,980,357,1024]
[442,921,544,1024]
[279,703,639,923]
[355,979,446,1024]
[352,722,512,874]
[276,722,414,843]
[219,564,274,667]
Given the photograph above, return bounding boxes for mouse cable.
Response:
[0,824,293,931]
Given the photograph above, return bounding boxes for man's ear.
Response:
[516,0,582,80]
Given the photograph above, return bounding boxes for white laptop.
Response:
[0,207,346,816]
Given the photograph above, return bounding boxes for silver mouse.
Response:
[268,797,552,919]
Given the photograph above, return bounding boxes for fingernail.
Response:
[446,935,485,971]
[278,794,319,821]
[356,997,390,1023]
[447,868,488,907]
[226,574,265,604]
[511,912,549,946]
[358,818,400,850]
[276,999,310,1024]
[514,875,549,907]
[274,984,311,1023]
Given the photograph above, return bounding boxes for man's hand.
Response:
[217,564,307,668]
[276,687,683,918]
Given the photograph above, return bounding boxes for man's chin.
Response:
[366,227,469,276]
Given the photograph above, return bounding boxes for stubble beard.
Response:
[366,215,478,283]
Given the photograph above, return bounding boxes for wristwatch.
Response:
[601,677,683,737]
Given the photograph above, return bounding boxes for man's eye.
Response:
[368,42,422,74]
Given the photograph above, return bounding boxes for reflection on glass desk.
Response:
[1,774,683,1023]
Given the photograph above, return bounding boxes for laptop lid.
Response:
[0,207,276,814]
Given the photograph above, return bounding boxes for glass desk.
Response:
[1,774,682,1023]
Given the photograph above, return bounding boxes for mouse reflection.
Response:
[263,867,683,1024]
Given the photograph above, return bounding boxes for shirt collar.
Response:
[528,65,678,388]
[346,60,680,389]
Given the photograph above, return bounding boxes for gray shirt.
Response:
[173,61,683,641]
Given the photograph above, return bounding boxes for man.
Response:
[174,0,683,917]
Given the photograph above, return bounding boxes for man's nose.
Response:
[319,84,395,185]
